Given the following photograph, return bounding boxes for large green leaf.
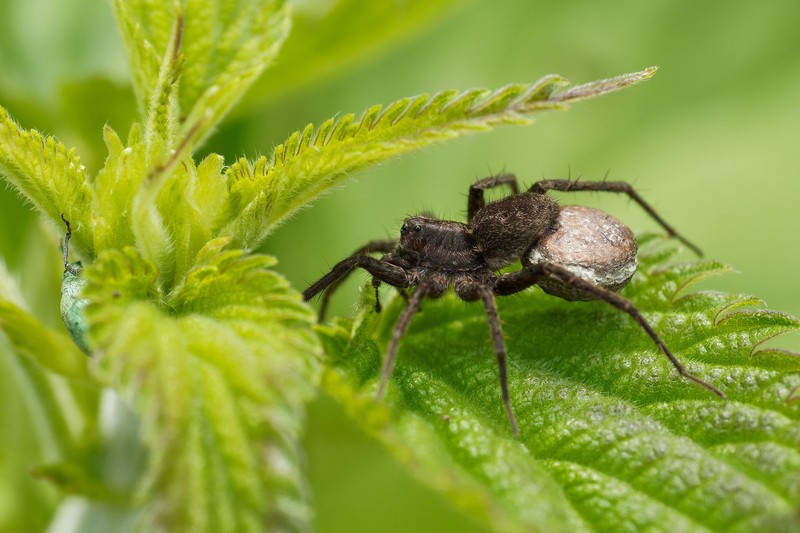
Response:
[218,67,657,247]
[82,240,321,531]
[318,238,800,532]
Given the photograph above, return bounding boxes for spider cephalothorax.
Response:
[304,174,724,437]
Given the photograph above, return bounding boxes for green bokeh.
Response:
[1,0,798,531]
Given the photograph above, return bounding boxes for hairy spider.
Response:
[304,174,725,437]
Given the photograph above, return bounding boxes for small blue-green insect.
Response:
[60,214,90,355]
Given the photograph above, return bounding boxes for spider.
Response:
[303,174,726,437]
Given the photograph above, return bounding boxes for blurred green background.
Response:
[1,0,798,531]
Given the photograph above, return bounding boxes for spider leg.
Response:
[494,262,726,399]
[479,285,520,437]
[376,285,428,400]
[371,279,383,313]
[468,173,520,222]
[304,252,410,318]
[456,279,520,437]
[305,239,398,320]
[529,179,703,257]
[372,282,414,313]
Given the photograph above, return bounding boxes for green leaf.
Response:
[0,105,94,256]
[318,241,800,532]
[218,67,657,247]
[114,0,290,144]
[82,241,321,532]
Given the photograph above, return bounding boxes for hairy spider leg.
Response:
[479,285,519,437]
[303,240,399,319]
[494,261,726,399]
[314,239,397,320]
[369,280,412,313]
[529,179,704,257]
[303,254,410,302]
[467,173,520,222]
[376,285,428,401]
[455,279,520,436]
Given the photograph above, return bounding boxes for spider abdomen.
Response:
[528,205,638,301]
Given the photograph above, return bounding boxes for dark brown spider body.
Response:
[304,173,725,437]
[396,217,482,273]
[471,191,559,270]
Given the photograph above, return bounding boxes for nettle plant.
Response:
[1,2,799,532]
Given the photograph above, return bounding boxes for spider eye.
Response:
[401,224,407,233]
[414,224,422,232]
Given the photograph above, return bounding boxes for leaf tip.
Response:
[554,66,659,103]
